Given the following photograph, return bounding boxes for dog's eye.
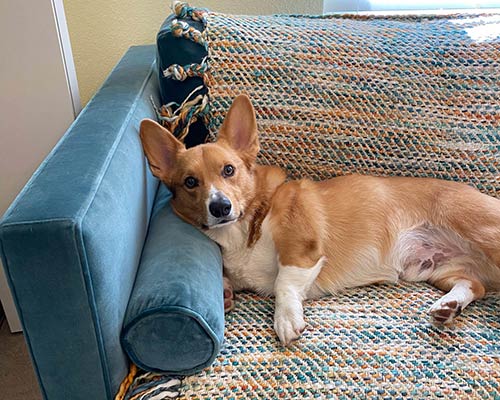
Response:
[222,164,235,178]
[184,176,198,189]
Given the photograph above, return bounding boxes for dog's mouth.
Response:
[202,212,243,230]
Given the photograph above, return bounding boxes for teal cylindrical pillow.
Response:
[121,184,224,374]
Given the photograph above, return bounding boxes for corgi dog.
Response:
[140,95,500,346]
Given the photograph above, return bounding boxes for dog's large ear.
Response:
[218,94,259,165]
[139,119,184,180]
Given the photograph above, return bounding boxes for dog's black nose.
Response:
[209,197,232,218]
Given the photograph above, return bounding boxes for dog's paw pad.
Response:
[224,298,235,313]
[429,299,462,324]
[223,277,235,314]
[224,287,235,313]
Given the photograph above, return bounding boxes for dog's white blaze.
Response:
[206,185,218,202]
[274,257,326,345]
[205,185,219,227]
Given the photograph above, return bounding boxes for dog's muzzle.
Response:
[205,188,241,229]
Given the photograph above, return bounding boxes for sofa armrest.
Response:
[0,45,159,400]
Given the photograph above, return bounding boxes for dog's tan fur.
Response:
[140,95,500,346]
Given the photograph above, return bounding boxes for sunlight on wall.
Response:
[451,14,500,42]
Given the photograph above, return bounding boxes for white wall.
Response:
[0,0,78,332]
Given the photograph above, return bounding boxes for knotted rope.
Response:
[169,1,208,49]
[163,57,209,81]
[169,19,207,50]
[173,0,208,24]
[152,85,211,142]
[113,363,137,400]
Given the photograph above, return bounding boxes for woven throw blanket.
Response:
[119,10,500,400]
[121,283,499,399]
[204,13,500,197]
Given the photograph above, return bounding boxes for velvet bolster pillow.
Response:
[121,185,224,374]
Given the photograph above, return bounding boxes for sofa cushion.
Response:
[121,184,224,374]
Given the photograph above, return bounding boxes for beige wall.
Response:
[64,0,323,106]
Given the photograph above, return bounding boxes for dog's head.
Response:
[140,95,259,230]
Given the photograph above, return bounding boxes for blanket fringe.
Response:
[114,363,137,400]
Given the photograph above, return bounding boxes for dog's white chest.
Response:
[207,216,278,295]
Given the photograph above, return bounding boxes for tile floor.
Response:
[0,318,42,399]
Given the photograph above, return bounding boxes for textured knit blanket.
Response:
[121,284,499,399]
[119,8,500,400]
[204,13,500,198]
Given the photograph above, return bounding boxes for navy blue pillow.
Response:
[156,14,208,148]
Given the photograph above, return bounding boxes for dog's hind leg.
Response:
[425,188,500,323]
[395,224,491,324]
[428,275,485,324]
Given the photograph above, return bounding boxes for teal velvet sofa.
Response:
[3,5,500,400]
[0,44,223,400]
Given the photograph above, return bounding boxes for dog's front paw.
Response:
[429,299,462,324]
[274,306,306,346]
[223,276,235,313]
